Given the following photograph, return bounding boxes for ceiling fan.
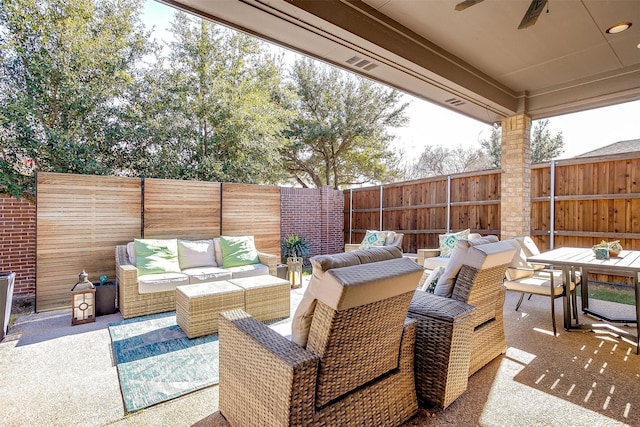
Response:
[455,0,549,29]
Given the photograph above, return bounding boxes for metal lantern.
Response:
[71,270,96,325]
[287,256,303,289]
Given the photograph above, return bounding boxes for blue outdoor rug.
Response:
[108,312,219,413]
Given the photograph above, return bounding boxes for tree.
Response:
[480,119,565,167]
[479,126,502,168]
[282,59,409,189]
[121,12,292,184]
[408,144,489,179]
[530,119,564,162]
[0,0,150,198]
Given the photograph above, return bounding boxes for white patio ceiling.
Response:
[159,0,640,125]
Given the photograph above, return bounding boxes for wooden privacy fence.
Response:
[344,169,501,253]
[344,152,640,283]
[36,173,280,311]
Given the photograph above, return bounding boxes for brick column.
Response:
[500,114,531,239]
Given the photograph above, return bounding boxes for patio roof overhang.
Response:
[158,0,640,125]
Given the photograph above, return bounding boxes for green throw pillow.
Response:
[134,239,181,276]
[358,230,388,250]
[438,229,470,258]
[220,236,260,268]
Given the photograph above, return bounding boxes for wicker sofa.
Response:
[115,237,278,319]
[218,246,424,426]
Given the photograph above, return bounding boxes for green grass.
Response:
[576,282,635,305]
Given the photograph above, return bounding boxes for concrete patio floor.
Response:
[1,281,639,427]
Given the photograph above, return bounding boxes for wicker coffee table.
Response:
[229,275,291,322]
[176,281,244,338]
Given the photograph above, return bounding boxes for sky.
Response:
[142,0,639,161]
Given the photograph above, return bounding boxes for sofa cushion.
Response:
[138,272,189,294]
[177,239,216,269]
[226,263,269,279]
[438,229,470,258]
[434,235,499,297]
[292,257,422,347]
[134,239,181,276]
[423,256,449,271]
[213,237,223,267]
[311,246,402,279]
[311,252,362,275]
[220,236,260,268]
[182,266,232,284]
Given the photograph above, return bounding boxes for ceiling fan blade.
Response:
[518,0,548,29]
[455,0,484,12]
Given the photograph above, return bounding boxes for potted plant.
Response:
[281,234,310,262]
[95,274,118,316]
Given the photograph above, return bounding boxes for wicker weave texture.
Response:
[452,263,510,328]
[116,246,176,319]
[116,245,280,319]
[219,308,418,427]
[468,288,507,375]
[175,282,244,338]
[408,292,476,408]
[307,292,413,407]
[229,276,290,323]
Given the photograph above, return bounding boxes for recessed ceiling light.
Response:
[606,22,632,34]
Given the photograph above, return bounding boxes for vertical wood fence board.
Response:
[143,178,221,239]
[221,183,280,256]
[36,173,141,311]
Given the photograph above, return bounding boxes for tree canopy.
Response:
[119,12,292,184]
[0,0,150,197]
[480,119,565,167]
[407,144,489,179]
[281,59,408,189]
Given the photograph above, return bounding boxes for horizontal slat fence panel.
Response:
[36,173,141,311]
[36,174,283,312]
[143,178,221,239]
[222,183,281,257]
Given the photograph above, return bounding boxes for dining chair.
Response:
[503,237,579,335]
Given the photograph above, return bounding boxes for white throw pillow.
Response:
[177,239,216,269]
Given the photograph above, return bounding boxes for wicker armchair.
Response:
[218,255,424,426]
[407,240,516,408]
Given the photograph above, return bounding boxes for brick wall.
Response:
[0,197,36,296]
[280,186,344,261]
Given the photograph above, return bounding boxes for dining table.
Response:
[528,247,640,354]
